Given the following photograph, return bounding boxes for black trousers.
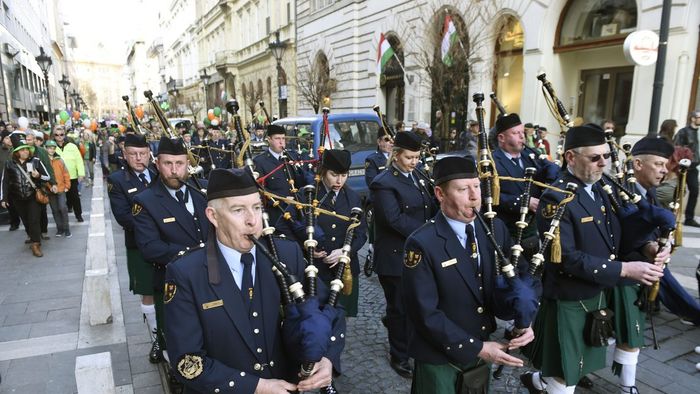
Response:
[7,196,20,227]
[40,203,48,233]
[66,178,82,218]
[686,166,699,222]
[14,198,41,243]
[378,274,409,361]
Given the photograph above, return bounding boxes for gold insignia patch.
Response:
[132,203,143,216]
[542,204,557,219]
[404,250,422,268]
[365,161,370,169]
[177,354,203,380]
[164,282,177,304]
[107,181,113,192]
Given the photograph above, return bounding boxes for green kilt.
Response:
[411,359,489,394]
[336,275,359,317]
[126,248,154,296]
[525,295,608,386]
[608,285,645,348]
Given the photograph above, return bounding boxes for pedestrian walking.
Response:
[0,134,51,257]
[52,126,85,222]
[44,140,71,238]
[673,110,700,227]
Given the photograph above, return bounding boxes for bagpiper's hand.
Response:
[254,378,296,394]
[507,327,534,350]
[297,357,333,391]
[528,197,540,213]
[477,341,524,367]
[654,243,672,267]
[313,250,328,259]
[0,201,7,209]
[324,249,343,268]
[621,261,664,286]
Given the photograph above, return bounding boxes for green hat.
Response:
[10,133,32,153]
[44,140,57,148]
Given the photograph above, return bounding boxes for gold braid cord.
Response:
[498,176,577,196]
[477,146,501,206]
[261,190,353,222]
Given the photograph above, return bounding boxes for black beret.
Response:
[394,131,422,151]
[434,156,478,185]
[125,126,135,134]
[377,127,389,139]
[539,127,547,132]
[495,113,521,134]
[157,136,187,155]
[322,149,352,173]
[117,136,125,144]
[124,133,149,148]
[207,168,259,201]
[175,121,186,129]
[0,120,5,127]
[267,124,285,136]
[524,123,534,128]
[631,137,674,159]
[564,123,606,151]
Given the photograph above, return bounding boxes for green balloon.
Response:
[59,110,69,121]
[81,113,88,120]
[213,106,222,116]
[203,118,211,126]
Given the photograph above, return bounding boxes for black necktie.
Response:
[138,173,149,186]
[240,253,254,308]
[175,190,186,204]
[511,157,521,168]
[465,224,478,265]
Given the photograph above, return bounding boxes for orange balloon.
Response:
[208,112,216,121]
[72,111,81,120]
[118,124,126,133]
[90,120,98,131]
[135,105,144,119]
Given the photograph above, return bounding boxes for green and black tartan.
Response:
[608,284,646,348]
[126,248,155,296]
[525,294,608,386]
[336,275,359,317]
[411,358,489,394]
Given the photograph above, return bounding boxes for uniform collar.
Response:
[268,148,281,160]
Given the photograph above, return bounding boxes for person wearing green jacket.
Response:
[52,126,85,222]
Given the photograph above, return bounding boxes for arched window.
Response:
[492,15,524,123]
[556,0,637,51]
[380,33,405,123]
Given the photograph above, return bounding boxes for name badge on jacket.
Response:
[163,217,176,223]
[441,258,458,268]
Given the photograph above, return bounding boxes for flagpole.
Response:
[391,52,407,76]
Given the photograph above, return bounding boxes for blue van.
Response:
[273,112,382,203]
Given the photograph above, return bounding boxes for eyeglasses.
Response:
[54,133,65,137]
[575,151,611,162]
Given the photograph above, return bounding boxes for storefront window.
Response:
[558,0,637,47]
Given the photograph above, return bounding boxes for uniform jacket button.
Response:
[229,381,235,387]
[477,307,484,314]
[254,363,261,371]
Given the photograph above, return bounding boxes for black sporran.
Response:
[581,294,615,347]
[454,361,490,394]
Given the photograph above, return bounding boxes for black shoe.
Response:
[9,225,19,231]
[578,375,594,389]
[520,372,546,394]
[389,356,412,379]
[76,216,84,222]
[149,339,163,364]
[67,207,73,213]
[685,219,700,227]
[24,239,32,244]
[321,382,338,394]
[64,231,72,238]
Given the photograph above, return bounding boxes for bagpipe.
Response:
[225,99,258,178]
[121,95,159,176]
[536,72,573,166]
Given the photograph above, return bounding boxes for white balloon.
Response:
[18,116,29,130]
[82,119,91,128]
[210,119,219,126]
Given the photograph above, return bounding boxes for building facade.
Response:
[296,0,700,140]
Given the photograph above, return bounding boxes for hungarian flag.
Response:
[441,15,458,66]
[377,33,394,75]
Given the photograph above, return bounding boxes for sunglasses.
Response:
[382,137,392,142]
[575,151,611,162]
[54,133,65,137]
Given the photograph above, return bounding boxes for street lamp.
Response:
[200,69,210,111]
[268,30,288,118]
[58,74,70,111]
[35,46,53,128]
[71,90,80,111]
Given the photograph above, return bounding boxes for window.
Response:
[328,121,378,152]
[557,0,636,50]
[313,0,333,12]
[265,16,270,35]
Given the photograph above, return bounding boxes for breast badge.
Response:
[542,203,557,219]
[164,282,177,304]
[132,203,143,216]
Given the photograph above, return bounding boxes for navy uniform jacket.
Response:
[275,186,368,279]
[254,149,311,199]
[492,147,559,235]
[210,139,232,169]
[370,166,436,276]
[107,166,157,249]
[619,184,659,261]
[364,150,388,188]
[536,172,623,301]
[132,179,209,288]
[164,237,345,394]
[403,213,516,365]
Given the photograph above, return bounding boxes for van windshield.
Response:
[325,121,379,153]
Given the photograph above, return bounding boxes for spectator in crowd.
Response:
[82,130,97,186]
[1,134,51,257]
[52,126,85,222]
[659,119,678,143]
[44,140,71,238]
[25,130,55,240]
[674,110,700,226]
